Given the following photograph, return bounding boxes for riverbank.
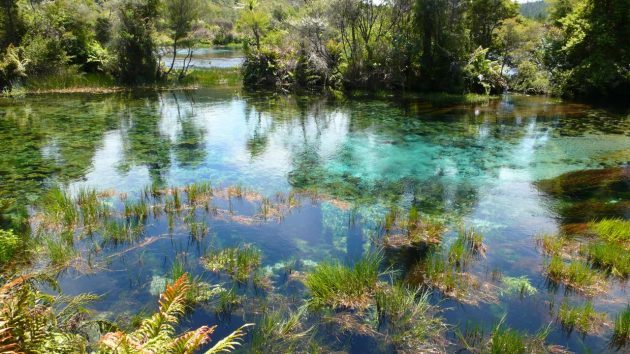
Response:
[6,67,243,95]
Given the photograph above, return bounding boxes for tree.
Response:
[164,0,201,77]
[470,0,518,49]
[0,0,25,49]
[550,0,630,98]
[238,0,270,51]
[116,0,161,84]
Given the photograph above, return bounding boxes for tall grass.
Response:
[305,253,382,310]
[546,256,601,292]
[250,307,311,353]
[180,68,242,87]
[488,325,526,354]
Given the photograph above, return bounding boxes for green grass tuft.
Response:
[202,245,262,282]
[305,253,382,310]
[582,242,629,277]
[558,301,606,334]
[589,218,630,244]
[612,305,630,347]
[0,229,20,264]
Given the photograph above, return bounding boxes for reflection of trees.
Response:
[170,92,207,167]
[119,92,172,186]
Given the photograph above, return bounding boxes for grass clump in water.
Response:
[582,242,629,278]
[558,301,606,334]
[41,187,78,228]
[202,245,262,282]
[374,284,445,350]
[546,256,604,294]
[44,236,76,266]
[589,218,630,244]
[180,68,242,87]
[250,306,312,353]
[612,305,630,348]
[537,233,565,256]
[304,253,381,310]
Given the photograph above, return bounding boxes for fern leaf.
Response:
[169,325,215,354]
[204,324,253,354]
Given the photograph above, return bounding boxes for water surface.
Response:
[0,91,628,352]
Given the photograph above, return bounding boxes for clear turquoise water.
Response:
[0,90,628,352]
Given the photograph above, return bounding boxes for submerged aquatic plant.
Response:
[500,276,537,297]
[100,274,252,353]
[612,305,630,348]
[202,245,262,282]
[558,301,606,334]
[305,253,382,310]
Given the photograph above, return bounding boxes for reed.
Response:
[124,199,149,221]
[558,301,606,334]
[45,237,76,266]
[488,325,526,354]
[42,187,78,227]
[537,234,564,256]
[304,253,382,310]
[101,220,143,244]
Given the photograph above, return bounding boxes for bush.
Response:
[242,48,290,89]
[511,60,551,94]
[463,47,507,95]
[20,34,69,76]
[0,45,28,91]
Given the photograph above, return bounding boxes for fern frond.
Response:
[205,323,253,354]
[169,325,215,354]
[0,322,20,354]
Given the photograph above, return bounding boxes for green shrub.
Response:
[0,44,27,91]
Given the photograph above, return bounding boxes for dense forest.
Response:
[0,0,629,99]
